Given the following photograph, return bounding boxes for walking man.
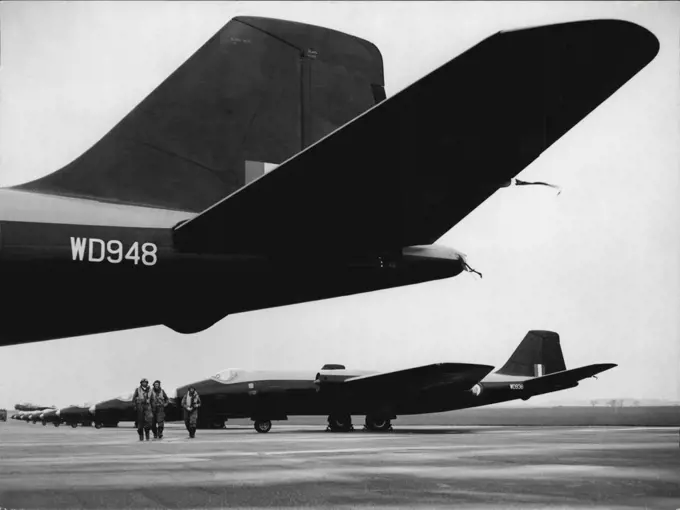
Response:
[150,380,170,439]
[181,386,201,439]
[132,378,153,441]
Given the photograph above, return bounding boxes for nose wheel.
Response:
[254,419,272,433]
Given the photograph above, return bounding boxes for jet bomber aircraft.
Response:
[0,17,659,346]
[175,331,615,433]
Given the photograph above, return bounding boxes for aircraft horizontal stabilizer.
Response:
[341,363,495,394]
[174,19,659,255]
[523,363,617,394]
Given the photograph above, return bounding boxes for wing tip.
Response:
[500,18,659,64]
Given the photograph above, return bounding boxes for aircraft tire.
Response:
[71,423,78,428]
[327,413,353,432]
[364,415,392,432]
[42,421,47,426]
[254,420,272,433]
[94,422,102,429]
[53,422,60,427]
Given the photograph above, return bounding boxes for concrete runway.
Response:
[1,420,679,509]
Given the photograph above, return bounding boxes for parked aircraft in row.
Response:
[14,331,614,433]
[0,16,659,347]
[173,330,615,433]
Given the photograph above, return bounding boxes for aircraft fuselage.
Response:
[0,189,467,346]
[173,369,568,425]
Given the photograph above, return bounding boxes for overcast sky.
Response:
[0,1,678,411]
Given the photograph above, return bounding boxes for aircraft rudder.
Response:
[495,330,567,378]
[11,16,385,213]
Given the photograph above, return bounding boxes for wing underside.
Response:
[175,19,659,255]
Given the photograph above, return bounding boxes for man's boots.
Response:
[152,424,158,439]
[138,429,144,441]
[158,425,164,439]
[189,427,195,439]
[145,428,150,441]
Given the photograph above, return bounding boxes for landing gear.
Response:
[254,420,272,433]
[364,415,393,432]
[71,423,78,428]
[94,422,102,429]
[327,413,353,432]
[53,422,60,427]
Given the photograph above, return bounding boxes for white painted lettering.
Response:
[69,237,158,266]
[125,242,140,265]
[70,237,86,261]
[88,238,105,262]
[106,240,123,263]
[141,242,157,266]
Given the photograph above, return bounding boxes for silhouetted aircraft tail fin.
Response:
[496,330,617,394]
[495,330,567,377]
[11,17,385,212]
[173,19,659,255]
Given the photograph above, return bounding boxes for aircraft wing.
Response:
[174,20,659,255]
[523,363,617,393]
[338,363,495,396]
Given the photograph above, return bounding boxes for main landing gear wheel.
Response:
[364,415,393,432]
[327,413,353,432]
[254,420,272,433]
[71,423,78,428]
[94,422,102,429]
[53,422,60,427]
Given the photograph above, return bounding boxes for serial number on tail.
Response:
[70,237,158,266]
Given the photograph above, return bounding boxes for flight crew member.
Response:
[132,378,153,441]
[150,380,170,439]
[181,386,201,439]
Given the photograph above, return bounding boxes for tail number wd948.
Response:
[70,237,158,266]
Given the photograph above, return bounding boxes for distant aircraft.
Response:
[88,392,137,429]
[0,17,659,346]
[13,403,54,412]
[21,410,41,423]
[89,391,184,429]
[39,408,60,426]
[175,330,615,433]
[57,404,95,428]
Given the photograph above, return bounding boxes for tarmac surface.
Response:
[1,420,679,509]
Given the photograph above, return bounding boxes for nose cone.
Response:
[89,404,96,414]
